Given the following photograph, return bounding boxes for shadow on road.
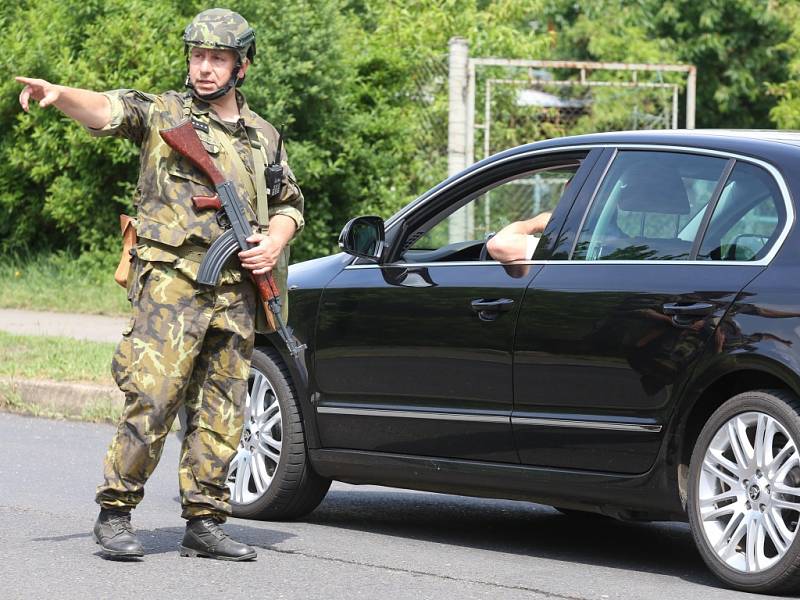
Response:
[33,523,295,559]
[304,489,719,589]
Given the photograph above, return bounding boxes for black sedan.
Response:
[227,130,800,594]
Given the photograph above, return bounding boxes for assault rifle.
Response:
[159,120,306,357]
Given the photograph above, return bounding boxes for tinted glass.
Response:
[573,151,727,261]
[697,161,785,261]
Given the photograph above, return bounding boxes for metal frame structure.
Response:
[446,38,698,243]
[448,38,698,176]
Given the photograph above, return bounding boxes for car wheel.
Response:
[688,389,800,593]
[227,346,331,520]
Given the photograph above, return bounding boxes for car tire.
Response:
[687,389,800,594]
[228,346,331,521]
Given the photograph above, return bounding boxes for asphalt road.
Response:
[1,413,784,600]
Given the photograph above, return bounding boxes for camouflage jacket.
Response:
[90,89,304,328]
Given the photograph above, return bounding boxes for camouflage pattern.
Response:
[92,87,303,519]
[183,8,256,62]
[96,261,256,520]
[88,88,303,328]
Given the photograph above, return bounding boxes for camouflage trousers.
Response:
[96,260,256,521]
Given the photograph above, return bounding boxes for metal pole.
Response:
[466,59,476,167]
[484,80,492,159]
[686,66,697,129]
[672,84,679,129]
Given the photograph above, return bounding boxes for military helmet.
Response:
[183,8,256,63]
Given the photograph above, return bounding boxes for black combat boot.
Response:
[93,508,144,559]
[180,517,257,561]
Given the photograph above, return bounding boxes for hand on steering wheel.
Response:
[479,232,496,261]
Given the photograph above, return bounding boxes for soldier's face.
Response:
[188,47,243,96]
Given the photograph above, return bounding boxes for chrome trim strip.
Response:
[512,417,663,432]
[364,142,793,269]
[316,406,662,431]
[316,406,509,424]
[345,259,772,270]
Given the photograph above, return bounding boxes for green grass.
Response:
[0,331,115,384]
[0,382,122,423]
[0,251,130,316]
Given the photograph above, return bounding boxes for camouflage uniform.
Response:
[93,88,303,521]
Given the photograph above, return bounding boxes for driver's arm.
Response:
[487,212,551,262]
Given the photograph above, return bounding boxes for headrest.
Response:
[617,161,690,215]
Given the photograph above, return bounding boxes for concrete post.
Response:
[447,37,473,243]
[448,37,469,176]
[686,66,697,129]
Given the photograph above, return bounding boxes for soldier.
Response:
[16,8,303,561]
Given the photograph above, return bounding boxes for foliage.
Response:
[1,0,799,268]
[650,0,791,129]
[0,249,129,315]
[543,0,792,129]
[344,0,552,215]
[1,0,359,261]
[768,3,800,128]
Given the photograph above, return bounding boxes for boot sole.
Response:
[180,545,257,561]
[93,532,144,559]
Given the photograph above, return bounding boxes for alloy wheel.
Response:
[698,410,800,573]
[227,368,283,505]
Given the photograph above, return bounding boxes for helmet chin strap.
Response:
[185,59,243,102]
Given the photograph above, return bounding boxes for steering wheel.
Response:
[478,232,496,261]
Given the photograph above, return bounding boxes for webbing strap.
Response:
[247,128,270,229]
[209,127,257,204]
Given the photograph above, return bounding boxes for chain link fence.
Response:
[409,44,696,196]
[419,41,698,242]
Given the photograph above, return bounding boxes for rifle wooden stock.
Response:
[160,122,226,187]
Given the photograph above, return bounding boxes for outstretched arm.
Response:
[486,211,552,262]
[16,76,111,130]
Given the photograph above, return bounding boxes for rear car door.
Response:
[512,147,789,473]
[313,149,598,462]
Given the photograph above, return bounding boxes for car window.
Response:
[696,161,785,261]
[410,166,578,253]
[572,151,728,261]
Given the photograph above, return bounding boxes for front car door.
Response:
[312,148,600,462]
[513,146,791,474]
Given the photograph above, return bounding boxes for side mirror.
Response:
[338,216,385,262]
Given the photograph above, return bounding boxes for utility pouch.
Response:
[114,214,137,288]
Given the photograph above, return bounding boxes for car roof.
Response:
[392,129,800,228]
[531,129,800,149]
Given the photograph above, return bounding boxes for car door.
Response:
[512,147,788,474]
[312,148,599,463]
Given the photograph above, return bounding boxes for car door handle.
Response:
[471,298,514,313]
[661,302,715,316]
[471,298,514,322]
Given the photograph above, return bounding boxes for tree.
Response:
[0,0,362,261]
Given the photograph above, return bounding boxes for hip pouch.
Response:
[114,214,137,288]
